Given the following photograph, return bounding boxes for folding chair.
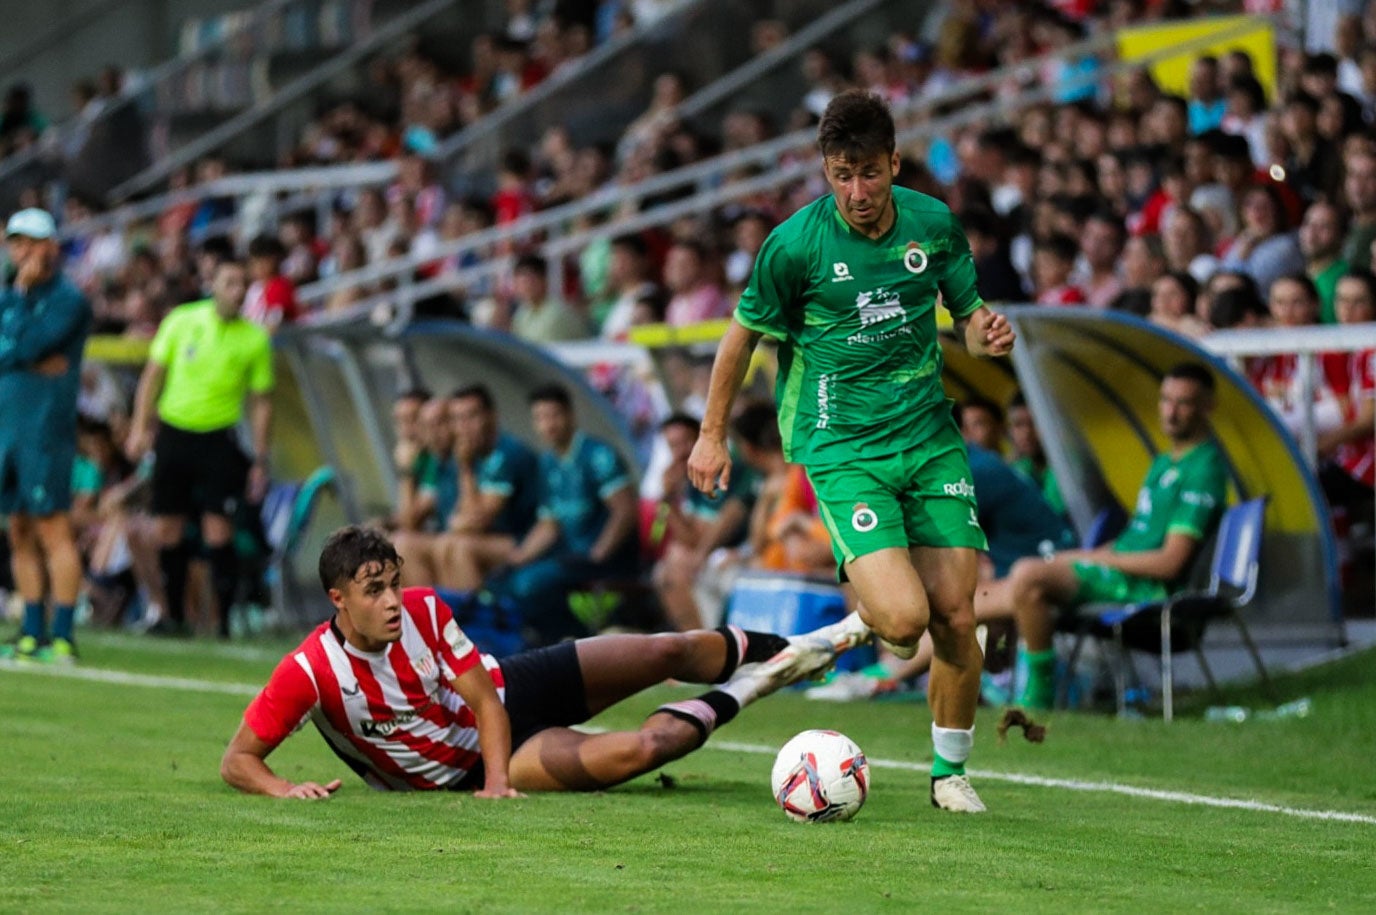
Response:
[1064,497,1274,722]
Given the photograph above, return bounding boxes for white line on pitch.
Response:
[5,661,1374,826]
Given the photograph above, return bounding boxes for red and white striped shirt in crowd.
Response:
[1336,349,1376,487]
[243,588,503,791]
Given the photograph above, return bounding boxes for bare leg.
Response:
[7,514,46,603]
[437,533,516,591]
[910,547,981,730]
[653,543,704,631]
[1008,557,1081,651]
[509,715,704,791]
[34,513,83,607]
[574,631,728,715]
[843,547,930,646]
[393,531,439,587]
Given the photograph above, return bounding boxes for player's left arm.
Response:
[589,445,636,565]
[941,208,1014,359]
[451,664,523,799]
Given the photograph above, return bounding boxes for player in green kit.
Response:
[687,90,1015,813]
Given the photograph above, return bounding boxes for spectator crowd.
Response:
[2,0,1373,672]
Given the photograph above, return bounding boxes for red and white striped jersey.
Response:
[1337,349,1376,487]
[243,588,504,791]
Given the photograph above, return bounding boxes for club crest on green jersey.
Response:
[903,241,928,274]
[851,503,879,532]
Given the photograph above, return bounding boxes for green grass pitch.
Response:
[3,631,1374,913]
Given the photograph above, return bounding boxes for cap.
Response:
[5,208,56,240]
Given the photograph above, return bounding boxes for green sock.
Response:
[1018,647,1057,710]
[931,752,965,779]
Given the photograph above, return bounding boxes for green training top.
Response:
[1114,439,1229,583]
[736,185,983,466]
[149,300,274,432]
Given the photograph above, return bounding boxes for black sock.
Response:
[159,542,191,625]
[207,544,238,637]
[655,690,741,747]
[712,626,791,682]
[742,631,788,664]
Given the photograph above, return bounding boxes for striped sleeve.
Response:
[410,588,480,683]
[244,651,318,746]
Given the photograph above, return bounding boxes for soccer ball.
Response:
[770,729,870,823]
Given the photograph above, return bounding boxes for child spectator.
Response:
[243,235,300,331]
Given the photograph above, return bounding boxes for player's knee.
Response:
[928,602,976,644]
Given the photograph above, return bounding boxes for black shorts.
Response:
[451,642,589,790]
[150,424,249,518]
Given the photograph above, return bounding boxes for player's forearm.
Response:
[130,364,165,434]
[473,701,515,793]
[1096,547,1182,582]
[699,320,760,438]
[220,750,296,797]
[249,395,273,462]
[513,519,560,564]
[590,492,636,563]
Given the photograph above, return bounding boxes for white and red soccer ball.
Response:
[770,729,870,822]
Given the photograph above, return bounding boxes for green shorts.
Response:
[1070,562,1168,605]
[808,420,987,576]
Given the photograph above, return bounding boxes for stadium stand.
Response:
[2,0,1374,710]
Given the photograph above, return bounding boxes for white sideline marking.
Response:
[4,662,1374,826]
[710,739,1376,825]
[0,660,259,696]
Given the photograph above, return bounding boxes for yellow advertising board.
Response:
[1116,15,1277,101]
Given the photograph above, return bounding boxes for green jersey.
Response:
[1114,439,1228,582]
[736,186,983,466]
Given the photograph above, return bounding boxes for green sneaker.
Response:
[0,634,41,662]
[47,637,77,665]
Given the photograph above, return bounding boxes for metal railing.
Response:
[107,0,465,201]
[0,0,304,197]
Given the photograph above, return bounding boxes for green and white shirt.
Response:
[1114,439,1229,583]
[736,186,983,466]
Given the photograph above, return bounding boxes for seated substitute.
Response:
[430,385,539,591]
[494,384,639,644]
[1002,362,1229,709]
[219,526,865,797]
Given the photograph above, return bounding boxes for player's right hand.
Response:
[687,435,731,496]
[283,779,342,799]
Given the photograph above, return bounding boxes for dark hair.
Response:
[1208,286,1265,328]
[1285,90,1321,114]
[318,525,402,592]
[529,382,572,410]
[1227,74,1268,113]
[198,235,235,261]
[610,233,648,258]
[817,89,895,162]
[514,253,548,275]
[451,383,494,411]
[960,396,1004,426]
[1272,271,1319,303]
[1164,362,1215,394]
[247,234,287,260]
[659,411,701,434]
[1110,287,1153,316]
[1339,268,1376,306]
[1159,269,1199,303]
[1035,232,1080,264]
[397,386,432,403]
[731,400,782,451]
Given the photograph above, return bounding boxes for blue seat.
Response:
[1063,497,1274,722]
[1081,502,1127,549]
[261,467,338,618]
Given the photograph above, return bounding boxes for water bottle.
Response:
[1256,697,1312,721]
[1204,705,1249,723]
